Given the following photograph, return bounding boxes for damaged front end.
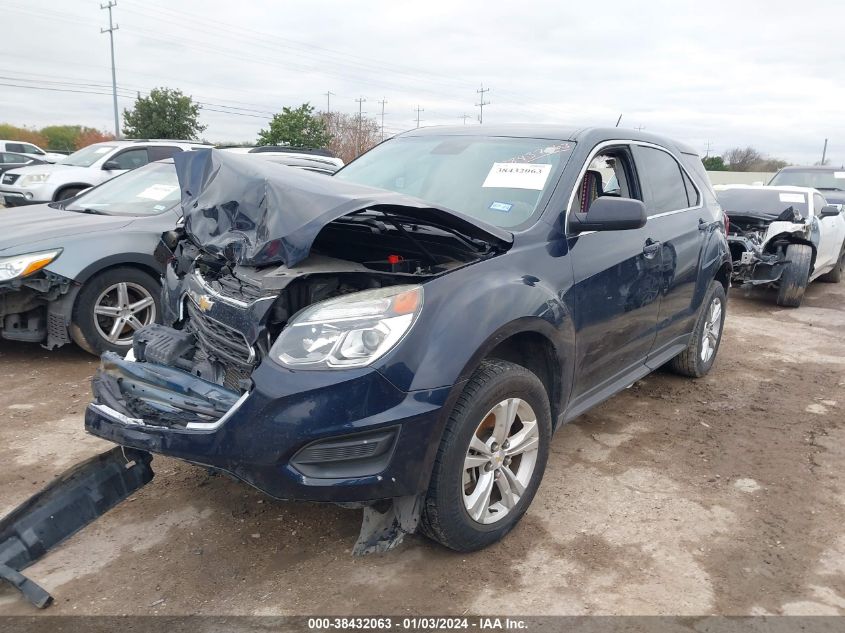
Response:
[83,149,507,557]
[727,209,815,287]
[0,268,76,349]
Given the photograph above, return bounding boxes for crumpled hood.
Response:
[0,204,133,254]
[174,149,512,268]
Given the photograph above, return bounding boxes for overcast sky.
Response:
[2,0,843,165]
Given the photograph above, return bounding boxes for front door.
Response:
[566,144,664,405]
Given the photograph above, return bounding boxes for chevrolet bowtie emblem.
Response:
[197,295,215,312]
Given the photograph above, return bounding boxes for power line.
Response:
[100,0,120,138]
[414,105,424,129]
[475,83,491,124]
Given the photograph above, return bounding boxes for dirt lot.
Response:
[0,284,843,616]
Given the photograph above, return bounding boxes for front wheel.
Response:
[70,267,160,355]
[776,243,813,307]
[669,280,727,378]
[420,359,551,552]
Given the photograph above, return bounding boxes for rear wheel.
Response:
[776,243,813,307]
[420,359,551,552]
[819,245,844,283]
[70,267,160,355]
[669,281,726,378]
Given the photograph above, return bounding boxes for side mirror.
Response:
[102,160,122,171]
[820,204,842,218]
[569,196,647,232]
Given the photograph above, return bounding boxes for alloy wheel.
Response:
[93,281,156,346]
[700,296,723,363]
[462,398,540,525]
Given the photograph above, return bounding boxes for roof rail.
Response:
[125,139,209,144]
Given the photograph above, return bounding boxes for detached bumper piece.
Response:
[0,447,154,608]
[92,351,240,428]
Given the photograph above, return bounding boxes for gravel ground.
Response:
[0,284,843,616]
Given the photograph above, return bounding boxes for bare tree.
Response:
[320,111,381,163]
[723,146,788,172]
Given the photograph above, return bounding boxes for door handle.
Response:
[642,239,661,259]
[698,218,709,231]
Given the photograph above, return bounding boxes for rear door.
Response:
[567,143,664,407]
[632,144,707,356]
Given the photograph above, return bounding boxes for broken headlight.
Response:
[0,249,61,282]
[271,285,423,369]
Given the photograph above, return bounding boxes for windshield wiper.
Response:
[816,187,844,191]
[73,208,107,215]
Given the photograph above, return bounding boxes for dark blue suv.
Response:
[85,126,731,553]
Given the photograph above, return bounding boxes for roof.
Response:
[397,124,700,157]
[714,184,824,197]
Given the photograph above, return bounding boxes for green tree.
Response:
[702,155,727,171]
[122,87,206,139]
[40,125,82,152]
[257,103,332,148]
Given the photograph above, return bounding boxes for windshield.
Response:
[769,169,845,191]
[335,135,574,228]
[66,161,179,216]
[61,144,117,167]
[717,188,809,219]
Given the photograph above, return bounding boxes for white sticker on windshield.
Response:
[482,163,552,190]
[94,147,112,154]
[835,171,845,179]
[779,193,805,203]
[138,184,178,201]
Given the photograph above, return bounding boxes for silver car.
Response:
[0,139,210,207]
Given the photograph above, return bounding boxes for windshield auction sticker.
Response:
[137,184,179,201]
[779,193,805,203]
[482,162,552,190]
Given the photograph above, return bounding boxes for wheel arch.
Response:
[52,182,94,201]
[765,234,817,272]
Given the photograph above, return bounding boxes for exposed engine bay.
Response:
[726,207,815,286]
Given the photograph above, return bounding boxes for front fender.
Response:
[376,257,575,395]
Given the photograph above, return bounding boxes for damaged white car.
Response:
[715,185,845,307]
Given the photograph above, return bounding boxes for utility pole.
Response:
[615,114,622,127]
[821,138,828,165]
[413,105,424,129]
[377,98,387,141]
[459,113,471,125]
[354,97,366,154]
[635,124,645,131]
[100,1,120,138]
[475,83,491,124]
[704,140,713,158]
[324,90,335,114]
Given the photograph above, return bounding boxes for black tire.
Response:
[669,281,727,378]
[420,359,551,552]
[818,245,845,283]
[69,267,161,355]
[776,243,813,307]
[55,186,85,201]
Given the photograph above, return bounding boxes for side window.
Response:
[22,144,44,155]
[635,146,690,214]
[148,146,182,161]
[110,148,149,170]
[681,170,700,207]
[6,143,25,153]
[573,147,639,215]
[2,153,28,164]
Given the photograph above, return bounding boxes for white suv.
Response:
[0,140,66,163]
[0,139,211,207]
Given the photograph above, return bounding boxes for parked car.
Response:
[85,128,731,553]
[222,145,344,174]
[716,185,845,306]
[769,166,845,208]
[0,152,47,177]
[0,139,211,207]
[0,140,66,163]
[0,160,182,353]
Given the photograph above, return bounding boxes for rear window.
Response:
[717,188,809,219]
